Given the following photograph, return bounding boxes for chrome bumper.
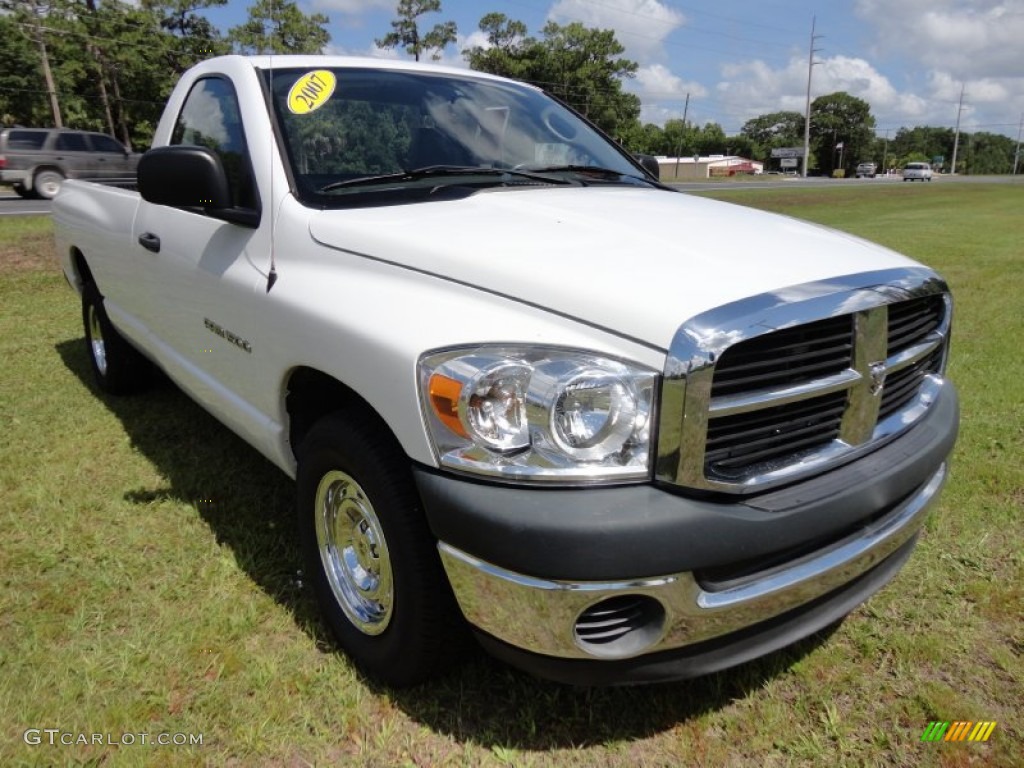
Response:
[439,463,946,661]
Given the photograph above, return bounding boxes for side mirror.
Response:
[138,145,259,227]
[634,153,660,180]
[138,145,232,209]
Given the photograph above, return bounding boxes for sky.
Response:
[202,0,1024,140]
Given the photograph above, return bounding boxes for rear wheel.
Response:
[297,410,464,687]
[12,182,35,199]
[33,169,64,199]
[82,282,151,394]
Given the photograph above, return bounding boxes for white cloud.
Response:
[547,0,686,61]
[632,64,707,100]
[628,64,707,123]
[314,0,394,15]
[855,0,1024,79]
[357,30,486,69]
[714,55,940,130]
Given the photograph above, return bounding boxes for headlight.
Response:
[419,347,657,483]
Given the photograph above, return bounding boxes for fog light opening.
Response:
[573,594,665,659]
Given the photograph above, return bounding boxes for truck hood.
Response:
[309,186,918,351]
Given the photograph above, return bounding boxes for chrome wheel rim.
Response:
[315,470,393,635]
[37,174,62,198]
[86,304,107,376]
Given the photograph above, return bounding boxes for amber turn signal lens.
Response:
[428,373,469,437]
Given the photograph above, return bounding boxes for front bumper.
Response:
[414,382,957,682]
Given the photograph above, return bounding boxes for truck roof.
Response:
[192,54,537,91]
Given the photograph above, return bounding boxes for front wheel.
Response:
[297,410,464,687]
[82,282,151,394]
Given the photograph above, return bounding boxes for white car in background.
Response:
[903,162,933,181]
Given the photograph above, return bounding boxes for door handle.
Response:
[138,232,161,253]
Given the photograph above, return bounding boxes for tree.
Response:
[230,0,330,55]
[0,14,48,126]
[888,126,954,171]
[694,122,726,155]
[962,132,1015,175]
[462,12,534,78]
[661,118,695,156]
[619,121,666,155]
[143,0,231,73]
[0,0,224,146]
[809,92,875,175]
[464,15,640,138]
[376,0,456,62]
[740,110,804,161]
[2,0,66,126]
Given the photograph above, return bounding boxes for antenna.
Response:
[266,32,278,292]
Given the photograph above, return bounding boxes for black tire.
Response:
[297,410,464,687]
[33,168,64,199]
[12,182,36,199]
[82,281,151,394]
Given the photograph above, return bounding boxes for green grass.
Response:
[1,187,1021,767]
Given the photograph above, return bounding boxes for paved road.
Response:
[668,174,1022,192]
[0,193,52,216]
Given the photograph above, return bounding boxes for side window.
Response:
[56,133,89,151]
[171,76,258,210]
[90,134,125,153]
[7,130,48,150]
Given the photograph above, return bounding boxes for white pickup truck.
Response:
[53,55,958,687]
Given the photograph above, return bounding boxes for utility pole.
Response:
[882,128,890,174]
[18,0,63,127]
[674,92,690,179]
[950,83,965,175]
[1013,113,1023,176]
[801,16,822,177]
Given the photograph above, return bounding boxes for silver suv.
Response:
[0,128,139,199]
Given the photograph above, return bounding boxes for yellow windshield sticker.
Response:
[287,70,336,115]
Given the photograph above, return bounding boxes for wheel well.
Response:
[285,367,400,461]
[70,248,95,293]
[33,164,64,179]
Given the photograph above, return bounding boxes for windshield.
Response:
[262,66,651,205]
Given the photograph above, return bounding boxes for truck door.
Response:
[132,75,271,448]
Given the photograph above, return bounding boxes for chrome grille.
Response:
[879,347,943,421]
[656,269,952,493]
[705,391,846,477]
[887,295,945,355]
[711,315,853,397]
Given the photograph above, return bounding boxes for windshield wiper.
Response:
[319,165,574,193]
[521,164,652,184]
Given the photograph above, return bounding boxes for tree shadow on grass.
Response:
[56,338,840,750]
